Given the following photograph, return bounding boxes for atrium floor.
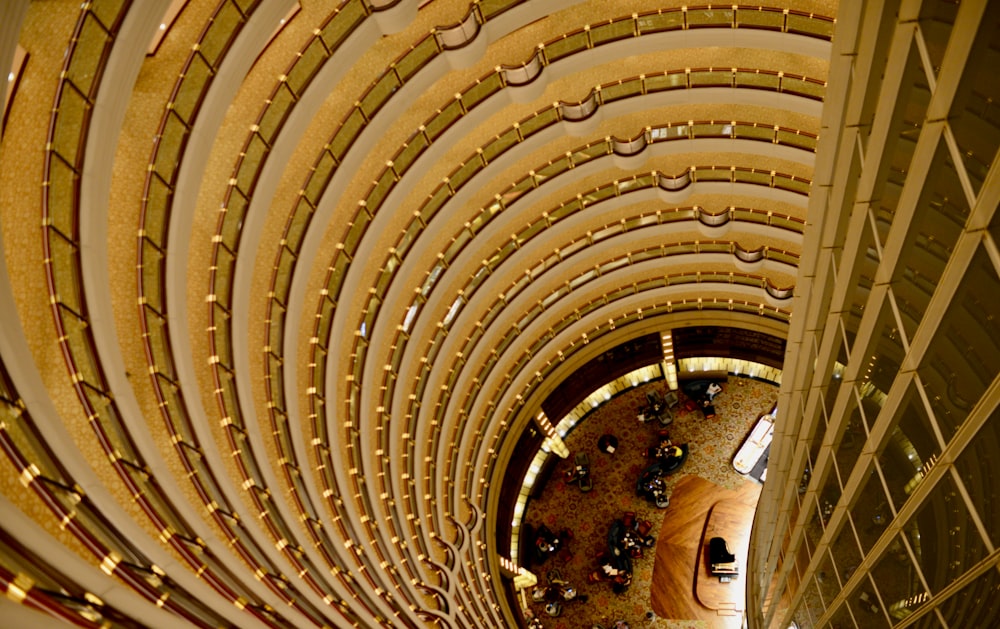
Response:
[521,376,779,628]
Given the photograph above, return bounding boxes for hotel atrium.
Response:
[0,0,998,627]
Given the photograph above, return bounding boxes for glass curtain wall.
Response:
[750,1,1000,628]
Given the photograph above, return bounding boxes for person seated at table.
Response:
[533,525,562,561]
[663,444,683,461]
[563,462,589,484]
[648,432,672,458]
[563,452,593,491]
[646,390,664,408]
[653,443,683,461]
[611,570,632,593]
[600,559,622,578]
[598,433,618,453]
[600,549,633,591]
[622,529,645,558]
[700,397,716,419]
[524,608,545,629]
[592,550,632,592]
[640,471,666,496]
[653,435,683,462]
[706,381,723,401]
[623,513,656,548]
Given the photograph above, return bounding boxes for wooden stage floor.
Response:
[649,475,762,627]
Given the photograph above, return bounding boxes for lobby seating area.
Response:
[521,377,778,628]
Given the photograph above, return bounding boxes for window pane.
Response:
[875,43,930,246]
[855,383,883,436]
[935,567,1000,628]
[851,461,893,554]
[863,293,906,398]
[952,404,1000,552]
[908,610,946,629]
[841,219,879,352]
[852,574,893,627]
[822,335,849,424]
[814,548,842,612]
[833,395,865,476]
[830,517,864,585]
[871,530,928,624]
[879,380,940,511]
[908,470,987,595]
[800,577,826,626]
[917,246,1000,442]
[945,5,1000,194]
[828,601,860,628]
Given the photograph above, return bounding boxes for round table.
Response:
[598,434,618,454]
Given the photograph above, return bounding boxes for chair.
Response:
[661,443,689,473]
[702,401,717,420]
[598,433,618,454]
[635,518,653,538]
[574,452,593,492]
[646,390,663,408]
[664,390,679,409]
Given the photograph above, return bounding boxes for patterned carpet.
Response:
[520,377,780,629]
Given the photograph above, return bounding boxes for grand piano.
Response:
[708,537,739,580]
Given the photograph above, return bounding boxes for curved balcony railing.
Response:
[144,5,402,624]
[559,90,600,122]
[37,1,283,625]
[222,3,830,237]
[612,130,649,155]
[26,0,831,624]
[353,172,803,596]
[304,118,813,607]
[436,6,481,50]
[143,0,412,623]
[697,207,732,227]
[474,295,790,499]
[660,170,692,191]
[427,235,798,486]
[326,127,812,581]
[502,48,543,85]
[39,1,355,626]
[246,27,814,612]
[216,14,822,596]
[0,561,121,628]
[186,4,830,617]
[354,128,810,390]
[0,362,234,627]
[233,4,827,391]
